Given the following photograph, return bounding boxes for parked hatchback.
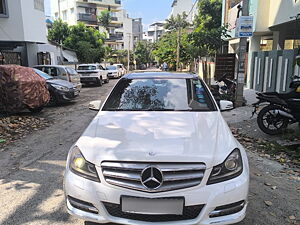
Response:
[34,69,79,105]
[64,72,249,225]
[77,64,109,86]
[33,65,82,90]
[106,65,122,78]
[114,63,126,75]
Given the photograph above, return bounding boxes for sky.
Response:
[122,0,174,28]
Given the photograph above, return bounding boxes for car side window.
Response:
[49,68,58,77]
[99,65,104,70]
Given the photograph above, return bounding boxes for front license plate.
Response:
[121,196,184,215]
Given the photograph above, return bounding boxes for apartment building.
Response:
[51,0,142,51]
[144,21,166,43]
[0,0,47,66]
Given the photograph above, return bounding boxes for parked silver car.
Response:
[33,65,82,90]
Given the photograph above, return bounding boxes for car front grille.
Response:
[101,161,206,193]
[103,202,204,222]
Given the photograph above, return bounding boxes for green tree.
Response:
[134,41,154,67]
[165,12,190,71]
[189,0,229,56]
[152,31,192,70]
[98,10,112,32]
[63,23,106,63]
[48,19,69,44]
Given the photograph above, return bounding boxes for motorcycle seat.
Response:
[258,92,300,100]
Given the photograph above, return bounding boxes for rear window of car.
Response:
[102,78,216,112]
[78,66,96,70]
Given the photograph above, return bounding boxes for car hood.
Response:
[76,112,239,169]
[47,79,74,88]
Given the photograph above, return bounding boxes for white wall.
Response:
[0,0,24,41]
[0,0,47,43]
[268,0,300,27]
[170,0,193,18]
[21,0,47,43]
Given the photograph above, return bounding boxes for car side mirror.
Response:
[89,100,102,111]
[220,100,234,111]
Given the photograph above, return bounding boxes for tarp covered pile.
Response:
[0,65,50,113]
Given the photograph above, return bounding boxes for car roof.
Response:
[123,72,199,79]
[78,64,98,66]
[34,65,67,68]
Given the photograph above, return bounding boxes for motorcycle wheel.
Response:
[257,105,289,135]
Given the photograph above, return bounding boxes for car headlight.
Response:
[52,84,69,92]
[207,148,243,185]
[69,146,100,182]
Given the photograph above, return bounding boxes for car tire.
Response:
[28,106,44,113]
[48,93,58,106]
[105,77,109,83]
[96,77,103,86]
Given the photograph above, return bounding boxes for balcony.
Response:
[77,0,121,6]
[78,13,97,22]
[107,33,123,41]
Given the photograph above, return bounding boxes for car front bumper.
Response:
[64,163,249,225]
[108,73,119,78]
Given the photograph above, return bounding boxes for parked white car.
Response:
[64,72,249,225]
[106,65,122,78]
[77,64,109,86]
[114,63,127,76]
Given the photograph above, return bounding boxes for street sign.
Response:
[235,16,254,38]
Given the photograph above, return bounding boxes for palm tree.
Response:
[165,12,190,71]
[98,10,112,32]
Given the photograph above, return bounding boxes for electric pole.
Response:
[235,0,249,107]
[127,33,131,71]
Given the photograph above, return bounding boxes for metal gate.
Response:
[250,49,298,93]
[0,52,22,65]
[215,54,236,80]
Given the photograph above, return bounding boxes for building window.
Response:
[62,10,67,20]
[55,12,59,18]
[0,0,8,17]
[70,8,74,14]
[34,0,44,12]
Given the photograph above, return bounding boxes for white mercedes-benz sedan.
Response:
[64,72,249,225]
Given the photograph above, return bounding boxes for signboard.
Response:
[235,16,254,38]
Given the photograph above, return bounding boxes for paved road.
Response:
[0,78,299,225]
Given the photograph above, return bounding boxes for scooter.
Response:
[252,75,300,135]
[211,73,237,103]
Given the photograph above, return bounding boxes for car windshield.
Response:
[34,69,53,80]
[107,66,117,70]
[77,65,96,70]
[102,78,216,111]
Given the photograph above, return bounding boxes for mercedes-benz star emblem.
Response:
[141,166,163,190]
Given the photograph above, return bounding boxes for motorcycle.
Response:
[211,73,237,104]
[252,75,300,135]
